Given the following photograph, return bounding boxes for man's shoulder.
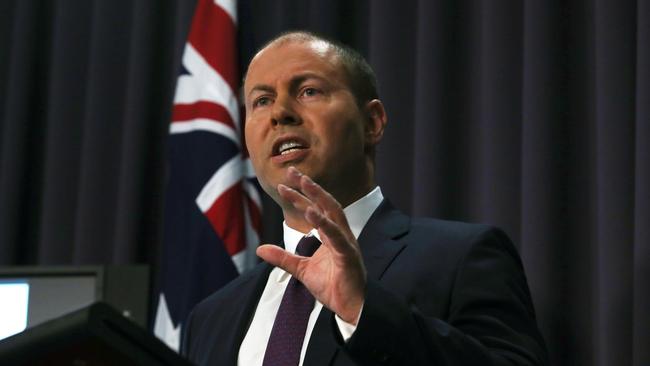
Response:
[191,262,270,317]
[409,216,494,241]
[397,214,516,258]
[182,262,271,359]
[368,200,513,255]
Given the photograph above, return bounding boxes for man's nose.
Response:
[270,96,301,126]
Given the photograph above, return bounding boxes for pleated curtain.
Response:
[0,1,647,365]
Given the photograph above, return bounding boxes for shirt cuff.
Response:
[334,304,363,342]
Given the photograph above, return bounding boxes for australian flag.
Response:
[154,0,262,351]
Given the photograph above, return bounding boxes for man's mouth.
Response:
[272,137,309,156]
[278,141,305,155]
[271,136,310,163]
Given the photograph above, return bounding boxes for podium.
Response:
[0,302,193,366]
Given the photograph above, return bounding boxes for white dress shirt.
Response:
[238,186,384,366]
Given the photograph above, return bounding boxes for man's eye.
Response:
[253,97,271,108]
[301,87,321,97]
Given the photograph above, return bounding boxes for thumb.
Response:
[256,244,302,276]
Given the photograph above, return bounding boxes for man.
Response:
[182,31,547,366]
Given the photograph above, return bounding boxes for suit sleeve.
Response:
[341,227,548,366]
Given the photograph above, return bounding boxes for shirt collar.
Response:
[282,186,384,254]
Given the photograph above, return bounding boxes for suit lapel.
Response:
[357,200,410,280]
[303,200,410,366]
[218,262,273,365]
[303,307,340,366]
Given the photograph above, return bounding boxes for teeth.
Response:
[278,141,303,154]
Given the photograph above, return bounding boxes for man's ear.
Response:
[364,99,387,147]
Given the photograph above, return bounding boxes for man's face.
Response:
[244,41,372,205]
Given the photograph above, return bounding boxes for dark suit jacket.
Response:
[182,200,547,365]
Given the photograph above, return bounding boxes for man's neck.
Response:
[282,186,382,234]
[280,171,377,233]
[283,209,317,234]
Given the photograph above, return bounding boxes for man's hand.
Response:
[256,167,367,325]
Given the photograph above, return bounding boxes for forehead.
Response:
[244,40,345,91]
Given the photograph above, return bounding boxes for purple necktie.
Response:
[262,235,321,366]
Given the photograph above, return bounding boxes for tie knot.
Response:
[296,235,321,257]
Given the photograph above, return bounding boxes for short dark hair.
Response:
[246,31,379,106]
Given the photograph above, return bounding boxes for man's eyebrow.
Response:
[246,73,329,98]
[290,73,327,87]
[247,84,275,98]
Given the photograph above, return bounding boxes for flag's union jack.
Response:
[154,0,262,351]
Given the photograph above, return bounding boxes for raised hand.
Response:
[256,166,367,324]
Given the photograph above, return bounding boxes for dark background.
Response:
[0,1,648,365]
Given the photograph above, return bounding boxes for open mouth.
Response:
[272,137,310,157]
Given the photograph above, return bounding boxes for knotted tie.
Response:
[262,235,321,366]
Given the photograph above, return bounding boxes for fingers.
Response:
[299,175,341,213]
[300,175,351,234]
[284,167,348,227]
[277,184,312,212]
[256,244,303,277]
[278,167,320,213]
[304,207,356,256]
[281,167,354,252]
[285,166,305,188]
